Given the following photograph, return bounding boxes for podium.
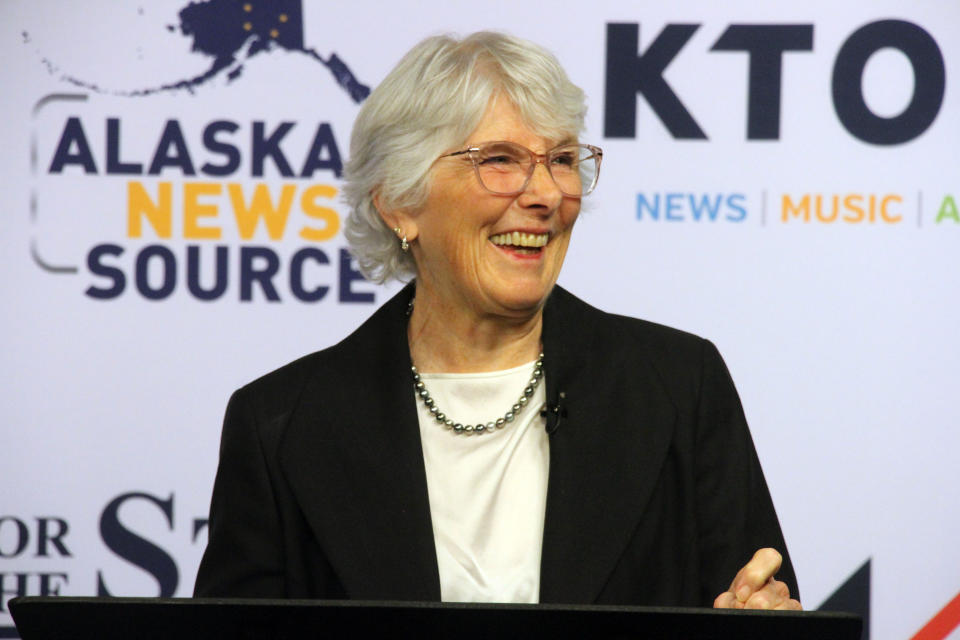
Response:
[10,597,862,639]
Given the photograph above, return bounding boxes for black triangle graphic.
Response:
[817,558,871,640]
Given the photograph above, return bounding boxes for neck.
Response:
[407,284,544,373]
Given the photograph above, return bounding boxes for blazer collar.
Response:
[278,283,677,603]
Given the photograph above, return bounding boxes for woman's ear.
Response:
[374,192,419,243]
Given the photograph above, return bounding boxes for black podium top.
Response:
[10,596,862,640]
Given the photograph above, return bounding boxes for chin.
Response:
[493,284,554,314]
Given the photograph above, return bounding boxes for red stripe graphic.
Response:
[912,591,960,640]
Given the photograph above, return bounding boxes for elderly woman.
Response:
[194,31,800,610]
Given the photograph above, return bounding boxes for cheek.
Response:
[562,201,582,227]
[437,221,483,276]
[553,206,580,256]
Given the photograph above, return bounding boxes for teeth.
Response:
[490,232,548,248]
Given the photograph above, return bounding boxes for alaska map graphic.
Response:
[29,0,369,102]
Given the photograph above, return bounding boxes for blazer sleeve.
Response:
[692,339,799,605]
[194,389,285,597]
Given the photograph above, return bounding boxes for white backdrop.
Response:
[1,2,958,639]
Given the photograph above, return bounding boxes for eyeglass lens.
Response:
[472,142,599,196]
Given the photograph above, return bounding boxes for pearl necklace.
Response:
[411,353,545,436]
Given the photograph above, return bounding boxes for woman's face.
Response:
[400,96,581,319]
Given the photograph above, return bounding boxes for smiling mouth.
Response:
[489,231,549,255]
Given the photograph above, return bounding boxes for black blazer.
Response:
[194,285,798,606]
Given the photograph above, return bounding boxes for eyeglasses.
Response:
[440,141,603,197]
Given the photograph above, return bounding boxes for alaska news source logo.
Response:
[30,0,375,304]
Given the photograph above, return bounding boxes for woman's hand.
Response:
[713,548,802,610]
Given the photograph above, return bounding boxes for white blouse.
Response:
[414,361,549,603]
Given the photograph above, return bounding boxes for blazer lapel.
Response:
[278,285,442,600]
[539,288,678,604]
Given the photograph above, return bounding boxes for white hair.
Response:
[342,31,587,283]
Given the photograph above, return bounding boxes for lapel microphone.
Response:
[541,391,567,435]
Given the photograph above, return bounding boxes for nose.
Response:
[519,161,564,210]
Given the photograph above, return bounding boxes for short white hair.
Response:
[342,31,587,283]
